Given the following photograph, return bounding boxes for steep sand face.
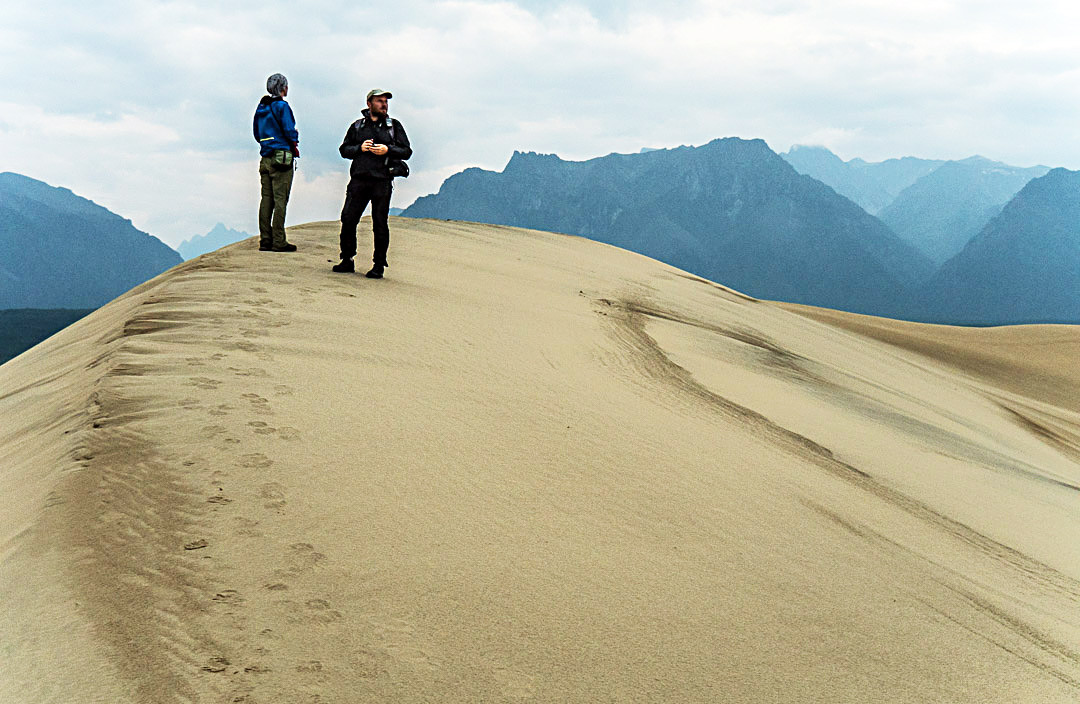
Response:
[2,217,1080,702]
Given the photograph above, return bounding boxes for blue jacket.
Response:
[253,96,299,157]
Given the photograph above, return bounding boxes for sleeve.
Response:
[278,102,299,143]
[388,120,412,161]
[253,108,261,143]
[339,123,362,160]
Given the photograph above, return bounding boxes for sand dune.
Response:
[2,217,1080,702]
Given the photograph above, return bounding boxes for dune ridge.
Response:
[2,217,1080,702]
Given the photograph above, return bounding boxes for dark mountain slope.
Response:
[921,168,1080,325]
[0,172,181,309]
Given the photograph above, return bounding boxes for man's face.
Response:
[368,95,389,118]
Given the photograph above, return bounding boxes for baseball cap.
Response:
[366,89,393,101]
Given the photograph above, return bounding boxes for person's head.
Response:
[267,73,289,98]
[366,89,392,118]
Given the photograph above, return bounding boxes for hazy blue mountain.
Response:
[404,138,935,318]
[0,309,93,365]
[781,146,943,214]
[177,223,252,259]
[920,168,1080,325]
[879,157,1050,266]
[389,207,405,216]
[0,172,181,308]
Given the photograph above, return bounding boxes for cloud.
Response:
[3,0,1080,246]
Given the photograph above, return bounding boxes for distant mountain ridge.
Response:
[878,156,1050,265]
[178,223,252,260]
[781,145,943,214]
[0,173,182,308]
[404,138,934,318]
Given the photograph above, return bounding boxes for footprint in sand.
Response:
[212,589,245,606]
[273,542,326,579]
[211,470,229,486]
[202,424,228,436]
[233,341,260,353]
[234,517,264,538]
[242,394,274,416]
[280,598,343,625]
[273,385,295,396]
[238,453,273,469]
[230,366,270,378]
[248,421,277,435]
[260,482,287,512]
[276,427,301,441]
[304,598,343,623]
[187,377,222,390]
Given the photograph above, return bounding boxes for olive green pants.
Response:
[258,154,294,248]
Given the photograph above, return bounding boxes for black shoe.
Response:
[365,265,384,279]
[259,242,272,251]
[332,259,354,273]
[270,243,297,252]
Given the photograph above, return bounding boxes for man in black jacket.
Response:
[332,89,412,278]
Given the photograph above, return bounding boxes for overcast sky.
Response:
[5,0,1080,247]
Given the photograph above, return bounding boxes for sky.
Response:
[4,0,1080,248]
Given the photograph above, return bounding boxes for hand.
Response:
[361,139,374,152]
[370,143,389,156]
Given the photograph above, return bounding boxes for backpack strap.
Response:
[355,116,396,142]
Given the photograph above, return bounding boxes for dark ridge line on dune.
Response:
[997,402,1080,480]
[598,294,1080,603]
[806,499,1080,687]
[674,272,761,303]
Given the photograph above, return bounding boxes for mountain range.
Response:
[781,145,943,215]
[405,142,1074,325]
[177,223,252,260]
[0,172,181,308]
[405,139,933,319]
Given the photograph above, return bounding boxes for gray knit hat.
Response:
[266,73,288,96]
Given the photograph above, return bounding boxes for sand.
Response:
[1,217,1079,702]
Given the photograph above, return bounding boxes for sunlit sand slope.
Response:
[2,217,1080,703]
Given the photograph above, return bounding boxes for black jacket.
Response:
[339,109,412,180]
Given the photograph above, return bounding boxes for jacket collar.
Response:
[362,108,388,124]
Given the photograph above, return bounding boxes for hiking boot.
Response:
[332,259,354,273]
[365,265,384,279]
[259,242,272,251]
[270,243,297,252]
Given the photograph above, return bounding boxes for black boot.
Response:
[332,258,355,273]
[365,265,384,279]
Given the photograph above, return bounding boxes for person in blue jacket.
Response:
[253,73,299,252]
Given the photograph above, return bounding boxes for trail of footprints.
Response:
[166,292,367,696]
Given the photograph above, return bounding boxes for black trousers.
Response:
[339,177,393,265]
